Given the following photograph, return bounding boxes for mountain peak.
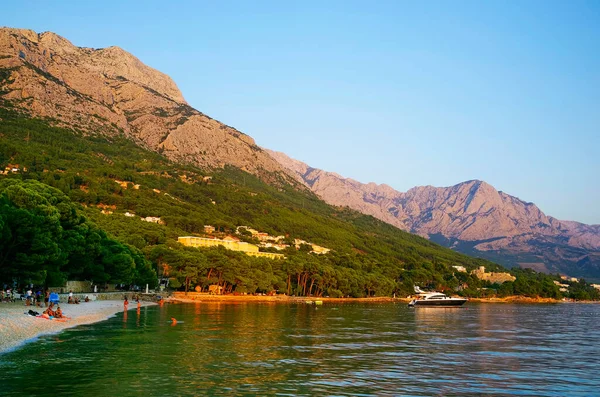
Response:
[270,154,600,277]
[0,28,291,183]
[0,27,39,43]
[38,30,76,49]
[0,27,185,103]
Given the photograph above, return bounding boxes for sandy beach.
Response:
[169,292,571,304]
[170,292,405,304]
[0,300,154,354]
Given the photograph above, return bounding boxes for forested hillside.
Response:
[0,178,157,289]
[1,104,597,299]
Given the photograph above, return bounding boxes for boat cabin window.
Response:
[429,294,447,299]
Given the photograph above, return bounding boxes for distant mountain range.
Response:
[268,150,600,280]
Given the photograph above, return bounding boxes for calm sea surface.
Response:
[1,302,599,396]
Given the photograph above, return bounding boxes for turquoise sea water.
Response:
[1,302,599,396]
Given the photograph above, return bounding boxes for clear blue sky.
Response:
[4,1,599,224]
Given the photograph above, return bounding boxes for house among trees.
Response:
[114,180,130,189]
[142,216,163,224]
[1,164,26,175]
[311,244,331,254]
[203,225,215,234]
[472,266,515,284]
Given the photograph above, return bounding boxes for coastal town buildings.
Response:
[236,227,331,255]
[294,239,331,254]
[472,266,516,284]
[554,280,570,292]
[561,275,580,283]
[178,236,285,260]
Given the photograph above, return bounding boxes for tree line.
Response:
[0,179,156,289]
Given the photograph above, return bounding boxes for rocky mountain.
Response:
[0,28,292,182]
[268,150,600,280]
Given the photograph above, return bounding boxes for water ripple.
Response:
[1,303,599,396]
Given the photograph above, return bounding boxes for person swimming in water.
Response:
[170,317,177,325]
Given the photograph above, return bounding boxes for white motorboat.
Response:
[408,289,467,307]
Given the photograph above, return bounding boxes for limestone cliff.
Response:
[268,150,600,279]
[0,28,289,181]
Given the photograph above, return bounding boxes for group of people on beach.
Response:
[40,302,66,319]
[1,287,47,305]
[1,288,16,302]
[2,286,94,307]
[24,289,48,307]
[68,290,81,304]
[123,295,143,310]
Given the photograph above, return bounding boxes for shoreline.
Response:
[170,292,594,305]
[0,300,154,355]
[170,292,404,304]
[2,294,596,354]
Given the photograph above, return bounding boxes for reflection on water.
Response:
[1,303,599,396]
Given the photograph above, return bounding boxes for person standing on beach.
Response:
[44,290,49,307]
[25,288,32,306]
[36,290,43,307]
